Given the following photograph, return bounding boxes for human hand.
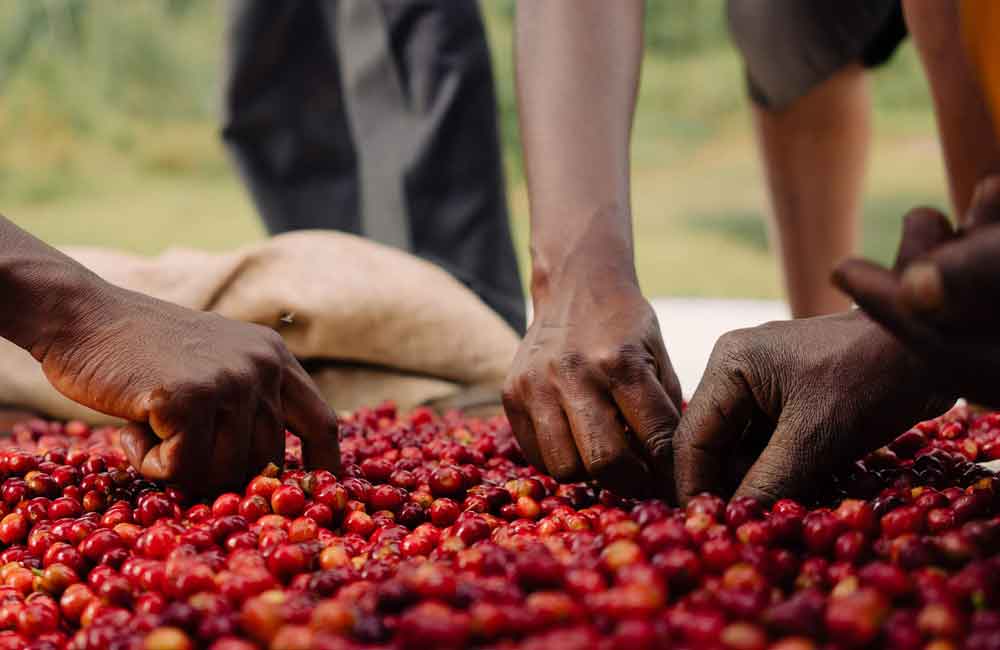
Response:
[834,176,1000,408]
[503,278,682,498]
[671,310,953,505]
[671,191,989,505]
[34,284,339,493]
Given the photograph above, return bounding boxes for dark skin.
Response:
[670,0,1000,505]
[673,177,1000,505]
[505,1,682,497]
[0,215,340,494]
[510,0,1000,500]
[671,213,957,505]
[836,177,1000,409]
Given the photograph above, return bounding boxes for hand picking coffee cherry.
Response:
[0,402,997,649]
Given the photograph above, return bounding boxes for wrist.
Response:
[529,204,638,307]
[0,253,115,361]
[530,255,639,309]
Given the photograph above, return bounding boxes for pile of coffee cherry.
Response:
[0,402,998,650]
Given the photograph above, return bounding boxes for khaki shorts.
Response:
[728,0,907,109]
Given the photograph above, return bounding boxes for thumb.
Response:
[893,207,954,272]
[672,345,757,505]
[964,176,1000,231]
[900,224,1000,332]
[734,414,835,505]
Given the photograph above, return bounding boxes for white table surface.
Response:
[650,297,789,397]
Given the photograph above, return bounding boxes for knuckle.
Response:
[516,368,540,396]
[903,206,944,229]
[252,327,288,360]
[549,461,582,483]
[712,329,749,362]
[501,374,531,409]
[601,343,654,385]
[264,326,287,349]
[213,368,251,398]
[255,353,284,385]
[709,334,762,387]
[593,343,641,377]
[500,384,519,411]
[585,451,624,479]
[250,322,283,344]
[159,380,215,410]
[643,427,675,460]
[548,351,586,382]
[977,175,1000,196]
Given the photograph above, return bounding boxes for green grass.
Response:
[0,1,950,301]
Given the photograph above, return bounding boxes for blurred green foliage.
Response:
[644,0,728,54]
[0,0,215,119]
[0,0,932,189]
[0,1,225,203]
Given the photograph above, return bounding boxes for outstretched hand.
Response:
[834,176,1000,408]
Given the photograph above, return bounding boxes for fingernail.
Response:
[900,262,945,313]
[974,176,1000,205]
[830,258,859,286]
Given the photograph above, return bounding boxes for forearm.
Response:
[0,215,109,358]
[515,0,644,303]
[904,0,1000,219]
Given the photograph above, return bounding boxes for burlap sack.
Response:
[0,231,520,423]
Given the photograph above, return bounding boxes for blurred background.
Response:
[0,0,946,301]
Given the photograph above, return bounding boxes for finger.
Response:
[281,364,340,473]
[501,389,547,470]
[734,415,834,504]
[834,259,949,368]
[610,366,681,499]
[908,225,1000,329]
[899,261,946,314]
[833,257,896,310]
[647,317,684,407]
[723,411,776,496]
[894,207,955,271]
[964,176,1000,230]
[144,389,216,484]
[248,403,285,476]
[138,435,193,483]
[832,259,923,342]
[119,423,158,473]
[207,401,254,491]
[660,363,684,412]
[528,394,586,483]
[672,362,756,505]
[560,386,650,497]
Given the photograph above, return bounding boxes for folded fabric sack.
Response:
[0,231,520,423]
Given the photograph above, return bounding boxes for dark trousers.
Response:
[221,0,526,334]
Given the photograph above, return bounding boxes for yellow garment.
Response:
[960,0,1000,132]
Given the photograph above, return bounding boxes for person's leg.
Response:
[332,0,526,333]
[221,0,362,235]
[904,0,1000,220]
[751,66,869,317]
[728,0,905,318]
